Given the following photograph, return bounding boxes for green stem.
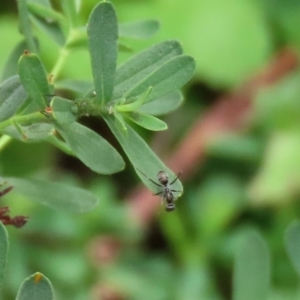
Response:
[0,112,46,131]
[50,47,69,82]
[0,135,13,151]
[47,135,74,156]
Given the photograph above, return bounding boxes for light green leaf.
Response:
[117,87,151,112]
[56,122,125,174]
[0,75,27,122]
[51,96,77,125]
[125,55,196,102]
[104,115,183,194]
[285,221,300,279]
[233,230,270,300]
[6,177,98,213]
[17,0,37,53]
[119,20,159,39]
[0,222,8,289]
[87,1,118,104]
[124,112,167,131]
[112,40,183,100]
[16,272,54,300]
[138,90,183,116]
[18,52,50,110]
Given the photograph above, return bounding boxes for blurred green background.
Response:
[1,0,300,299]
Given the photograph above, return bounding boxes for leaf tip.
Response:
[33,272,43,283]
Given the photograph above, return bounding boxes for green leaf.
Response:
[104,115,183,194]
[6,177,98,213]
[17,0,37,53]
[87,1,118,104]
[18,52,50,110]
[125,55,196,102]
[119,20,159,39]
[27,0,66,23]
[138,90,183,116]
[233,231,270,300]
[112,40,183,100]
[16,272,54,300]
[1,123,54,142]
[117,87,151,112]
[29,14,66,46]
[1,39,38,82]
[0,75,27,122]
[124,112,167,131]
[56,122,125,174]
[0,222,8,289]
[51,96,77,125]
[285,221,300,279]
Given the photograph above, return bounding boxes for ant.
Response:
[137,169,182,212]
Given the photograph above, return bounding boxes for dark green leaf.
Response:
[104,115,183,194]
[124,112,167,131]
[6,177,98,213]
[138,90,183,116]
[0,222,8,289]
[56,122,125,174]
[119,20,159,39]
[0,75,27,122]
[1,39,38,82]
[18,52,50,110]
[16,272,54,300]
[233,230,270,300]
[125,55,196,101]
[1,123,54,142]
[87,1,118,104]
[51,96,77,125]
[285,221,300,278]
[112,40,183,100]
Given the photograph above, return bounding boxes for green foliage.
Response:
[0,222,8,289]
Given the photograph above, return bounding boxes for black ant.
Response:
[137,169,182,212]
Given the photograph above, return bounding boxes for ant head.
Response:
[165,203,175,212]
[157,171,169,185]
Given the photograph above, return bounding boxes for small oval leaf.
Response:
[0,222,8,289]
[87,1,118,104]
[6,177,98,213]
[18,52,50,110]
[119,19,159,39]
[16,272,55,300]
[124,112,167,131]
[51,96,77,125]
[56,122,125,174]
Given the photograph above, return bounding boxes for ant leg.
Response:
[136,168,162,187]
[169,171,182,185]
[154,191,163,196]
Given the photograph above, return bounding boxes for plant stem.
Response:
[0,135,12,151]
[50,47,69,83]
[0,112,46,132]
